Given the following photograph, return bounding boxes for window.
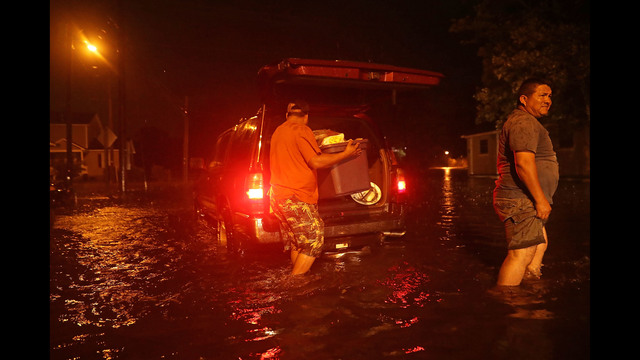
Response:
[210,131,233,168]
[479,139,489,154]
[226,119,258,166]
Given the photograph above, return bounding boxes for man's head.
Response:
[517,78,552,118]
[286,100,309,120]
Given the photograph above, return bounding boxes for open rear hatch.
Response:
[258,58,444,94]
[258,58,443,223]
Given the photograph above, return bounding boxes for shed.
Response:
[461,130,499,176]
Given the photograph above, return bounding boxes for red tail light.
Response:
[395,168,407,194]
[246,173,264,200]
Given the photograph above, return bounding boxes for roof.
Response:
[50,138,87,151]
[50,111,100,125]
[460,130,499,139]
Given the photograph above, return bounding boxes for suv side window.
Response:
[210,130,233,168]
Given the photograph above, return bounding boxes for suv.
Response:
[193,58,443,252]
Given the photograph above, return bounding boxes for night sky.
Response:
[50,0,482,161]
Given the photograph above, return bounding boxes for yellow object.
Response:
[320,133,345,146]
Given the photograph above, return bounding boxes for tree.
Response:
[133,126,182,180]
[450,0,589,128]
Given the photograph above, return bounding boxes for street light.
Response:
[77,28,125,194]
[62,16,127,194]
[64,25,103,191]
[83,39,117,191]
[85,41,98,53]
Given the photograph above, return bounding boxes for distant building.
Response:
[49,111,126,181]
[461,130,499,176]
[548,123,590,178]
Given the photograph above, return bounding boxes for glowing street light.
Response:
[81,38,116,73]
[63,21,125,193]
[85,41,98,53]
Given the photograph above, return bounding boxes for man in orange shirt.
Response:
[270,100,361,275]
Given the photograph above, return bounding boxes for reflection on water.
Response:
[437,167,458,241]
[50,176,589,359]
[378,261,440,308]
[51,206,177,330]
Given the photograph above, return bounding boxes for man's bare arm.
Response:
[514,151,551,220]
[308,139,361,170]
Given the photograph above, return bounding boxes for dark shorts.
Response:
[270,196,324,257]
[493,197,546,250]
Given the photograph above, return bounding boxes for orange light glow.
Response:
[75,28,117,73]
[85,41,98,53]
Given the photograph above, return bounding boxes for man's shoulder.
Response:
[504,109,538,131]
[506,109,535,123]
[291,122,313,133]
[277,121,312,134]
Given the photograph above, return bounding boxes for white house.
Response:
[461,130,499,176]
[49,111,125,181]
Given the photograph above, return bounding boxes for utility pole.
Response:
[65,22,74,192]
[104,76,112,191]
[183,96,189,184]
[117,0,127,194]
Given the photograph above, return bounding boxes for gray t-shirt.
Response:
[494,109,559,204]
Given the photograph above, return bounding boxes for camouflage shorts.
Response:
[270,195,324,257]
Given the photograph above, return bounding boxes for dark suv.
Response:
[193,58,443,252]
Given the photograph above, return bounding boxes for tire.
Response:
[220,210,243,255]
[216,217,228,247]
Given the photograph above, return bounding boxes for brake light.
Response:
[396,168,406,194]
[246,173,264,200]
[397,179,406,193]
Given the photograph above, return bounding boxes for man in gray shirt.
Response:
[493,78,559,286]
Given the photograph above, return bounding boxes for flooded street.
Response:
[50,169,589,359]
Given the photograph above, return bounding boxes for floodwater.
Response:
[50,169,590,359]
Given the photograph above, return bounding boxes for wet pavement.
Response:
[50,169,589,359]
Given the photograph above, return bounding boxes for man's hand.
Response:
[308,139,362,170]
[343,139,362,158]
[534,198,552,220]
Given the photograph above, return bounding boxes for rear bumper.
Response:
[323,215,406,238]
[233,205,406,247]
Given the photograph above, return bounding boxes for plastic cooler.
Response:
[317,139,370,198]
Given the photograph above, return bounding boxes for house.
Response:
[461,130,499,176]
[50,111,125,181]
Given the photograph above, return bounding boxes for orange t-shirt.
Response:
[270,120,322,204]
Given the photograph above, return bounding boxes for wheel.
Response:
[216,217,228,247]
[219,211,244,255]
